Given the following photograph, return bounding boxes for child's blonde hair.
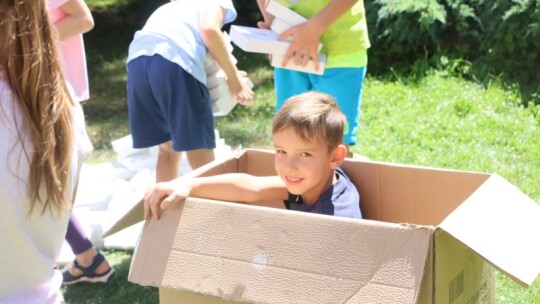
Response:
[0,0,74,215]
[272,92,345,151]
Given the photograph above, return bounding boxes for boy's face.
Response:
[273,127,342,204]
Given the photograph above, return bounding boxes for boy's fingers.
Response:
[151,198,161,220]
[161,196,174,210]
[143,190,153,220]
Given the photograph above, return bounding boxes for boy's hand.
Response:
[228,70,253,105]
[144,181,189,220]
[278,20,324,70]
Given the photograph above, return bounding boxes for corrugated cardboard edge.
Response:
[439,173,540,287]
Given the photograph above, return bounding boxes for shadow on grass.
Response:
[62,250,158,304]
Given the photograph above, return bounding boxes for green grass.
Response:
[62,3,540,303]
[65,71,540,303]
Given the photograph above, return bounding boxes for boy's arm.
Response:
[53,0,94,41]
[200,5,253,104]
[144,174,288,220]
[278,0,358,70]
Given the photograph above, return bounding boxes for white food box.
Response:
[210,77,254,117]
[266,0,308,26]
[230,25,292,55]
[271,53,327,75]
[270,17,292,35]
[230,25,323,56]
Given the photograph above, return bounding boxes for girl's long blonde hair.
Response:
[0,0,74,214]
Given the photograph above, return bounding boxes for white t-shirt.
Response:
[126,0,237,85]
[0,73,93,304]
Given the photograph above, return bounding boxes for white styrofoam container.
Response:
[270,17,291,35]
[206,70,227,90]
[211,78,254,117]
[230,25,322,56]
[271,53,327,75]
[266,0,307,26]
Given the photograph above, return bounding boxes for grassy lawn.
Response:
[63,2,540,303]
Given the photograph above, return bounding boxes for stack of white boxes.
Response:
[205,32,254,117]
[230,0,326,75]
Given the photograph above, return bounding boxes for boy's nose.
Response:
[283,157,298,171]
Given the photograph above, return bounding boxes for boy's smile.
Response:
[273,127,338,204]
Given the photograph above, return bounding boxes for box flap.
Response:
[102,198,145,238]
[341,159,488,226]
[439,174,540,286]
[130,197,432,304]
[102,150,247,239]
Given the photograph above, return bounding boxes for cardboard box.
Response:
[104,149,540,304]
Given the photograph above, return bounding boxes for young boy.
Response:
[144,92,362,220]
[126,0,253,183]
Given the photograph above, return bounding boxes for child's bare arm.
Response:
[278,0,357,69]
[144,174,288,220]
[200,5,253,104]
[256,0,273,29]
[53,0,94,41]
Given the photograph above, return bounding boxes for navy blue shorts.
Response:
[127,54,215,151]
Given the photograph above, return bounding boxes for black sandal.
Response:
[62,252,115,285]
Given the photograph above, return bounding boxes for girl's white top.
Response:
[0,72,93,303]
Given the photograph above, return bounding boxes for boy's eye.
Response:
[275,149,286,155]
[300,152,312,157]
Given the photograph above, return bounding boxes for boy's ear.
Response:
[330,145,347,169]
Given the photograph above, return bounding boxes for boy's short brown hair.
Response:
[272,92,346,150]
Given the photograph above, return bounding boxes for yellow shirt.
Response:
[276,0,371,68]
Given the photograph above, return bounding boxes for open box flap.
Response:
[129,197,432,304]
[439,174,540,286]
[102,150,246,239]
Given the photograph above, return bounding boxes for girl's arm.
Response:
[53,0,94,41]
[144,174,288,220]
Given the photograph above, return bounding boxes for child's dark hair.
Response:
[272,92,345,150]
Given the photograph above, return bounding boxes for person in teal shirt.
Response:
[256,0,370,156]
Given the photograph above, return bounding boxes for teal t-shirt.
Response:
[275,0,370,68]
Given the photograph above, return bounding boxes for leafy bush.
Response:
[366,0,540,94]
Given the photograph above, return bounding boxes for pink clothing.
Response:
[48,0,90,102]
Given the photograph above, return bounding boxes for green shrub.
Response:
[366,0,540,91]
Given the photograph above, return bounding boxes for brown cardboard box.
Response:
[104,149,540,303]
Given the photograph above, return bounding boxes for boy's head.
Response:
[272,91,346,151]
[272,92,348,203]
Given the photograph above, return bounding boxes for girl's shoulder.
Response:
[47,0,70,11]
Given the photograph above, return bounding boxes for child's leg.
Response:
[274,68,311,111]
[65,214,92,254]
[186,148,215,170]
[156,140,182,182]
[64,214,112,283]
[311,67,367,147]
